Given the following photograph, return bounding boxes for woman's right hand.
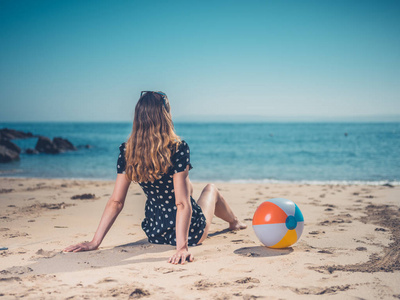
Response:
[63,240,99,252]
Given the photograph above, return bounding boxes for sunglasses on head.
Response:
[140,91,167,109]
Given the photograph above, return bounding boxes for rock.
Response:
[382,183,394,188]
[78,144,92,149]
[53,137,77,151]
[35,136,60,154]
[25,148,39,155]
[0,139,21,154]
[129,288,150,298]
[35,136,77,154]
[0,128,34,140]
[1,128,77,157]
[0,145,20,163]
[71,193,96,200]
[374,227,387,232]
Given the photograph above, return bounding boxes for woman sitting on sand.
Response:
[63,91,246,264]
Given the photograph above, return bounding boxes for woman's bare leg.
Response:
[197,184,246,244]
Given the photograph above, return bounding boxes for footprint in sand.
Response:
[96,277,117,284]
[290,285,350,295]
[356,247,367,251]
[231,239,255,244]
[309,231,325,235]
[35,248,59,258]
[1,266,33,276]
[3,231,29,238]
[235,277,260,284]
[317,250,333,254]
[179,272,202,278]
[154,267,185,274]
[0,276,21,282]
[102,286,151,298]
[193,279,222,290]
[323,204,337,208]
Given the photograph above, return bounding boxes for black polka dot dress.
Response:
[116,140,207,246]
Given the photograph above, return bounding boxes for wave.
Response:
[2,174,399,186]
[193,179,400,186]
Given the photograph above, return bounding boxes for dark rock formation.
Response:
[0,139,21,154]
[25,148,39,155]
[0,139,21,162]
[0,128,33,162]
[35,136,77,154]
[0,127,78,162]
[35,136,60,154]
[0,128,34,140]
[0,145,20,163]
[53,137,77,151]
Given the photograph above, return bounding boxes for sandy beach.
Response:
[0,177,399,299]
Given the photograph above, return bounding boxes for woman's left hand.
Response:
[168,249,194,264]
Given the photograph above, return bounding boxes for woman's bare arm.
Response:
[63,174,131,252]
[169,166,193,264]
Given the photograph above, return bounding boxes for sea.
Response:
[0,122,399,185]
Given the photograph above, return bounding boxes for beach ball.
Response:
[252,198,304,248]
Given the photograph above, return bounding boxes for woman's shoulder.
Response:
[169,140,192,174]
[119,142,126,152]
[173,140,189,154]
[179,140,189,149]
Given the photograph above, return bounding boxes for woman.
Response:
[63,91,246,264]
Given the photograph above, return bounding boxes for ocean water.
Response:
[0,122,399,184]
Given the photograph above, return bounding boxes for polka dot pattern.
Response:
[116,140,206,246]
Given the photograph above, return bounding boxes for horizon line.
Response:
[1,114,400,124]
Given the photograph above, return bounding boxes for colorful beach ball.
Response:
[252,198,304,248]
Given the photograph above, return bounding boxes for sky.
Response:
[0,0,399,122]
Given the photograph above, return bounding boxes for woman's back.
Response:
[117,140,206,246]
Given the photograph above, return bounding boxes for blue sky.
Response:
[0,0,399,122]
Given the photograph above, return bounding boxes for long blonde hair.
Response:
[125,92,180,182]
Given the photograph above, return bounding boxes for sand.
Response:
[0,177,399,299]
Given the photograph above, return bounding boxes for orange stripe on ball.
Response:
[252,201,288,225]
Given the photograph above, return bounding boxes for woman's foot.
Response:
[229,217,247,231]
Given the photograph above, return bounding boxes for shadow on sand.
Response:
[207,228,231,237]
[10,238,175,276]
[234,246,293,257]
